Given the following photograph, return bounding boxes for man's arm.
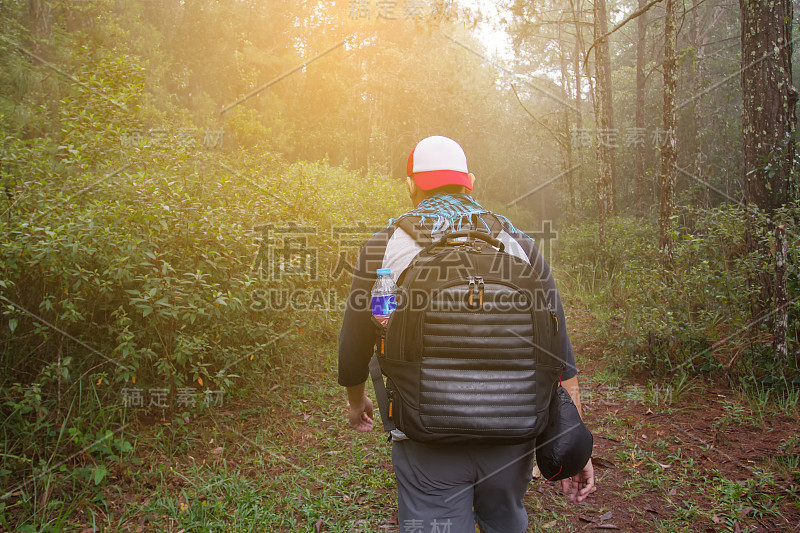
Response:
[339,231,390,387]
[561,376,582,417]
[338,231,391,432]
[346,382,374,432]
[559,376,596,502]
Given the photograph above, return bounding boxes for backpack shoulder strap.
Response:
[395,216,432,247]
[383,216,429,283]
[481,213,506,238]
[369,353,396,433]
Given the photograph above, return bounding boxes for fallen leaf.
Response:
[542,520,558,529]
[738,507,754,519]
[644,507,658,514]
[669,488,677,496]
[599,511,613,522]
[579,516,595,523]
[645,408,654,415]
[648,457,671,469]
[211,447,223,455]
[315,517,323,533]
[712,514,722,524]
[595,525,620,530]
[198,377,203,386]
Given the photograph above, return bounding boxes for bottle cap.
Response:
[376,268,391,276]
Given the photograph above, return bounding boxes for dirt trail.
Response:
[75,305,798,532]
[527,305,800,532]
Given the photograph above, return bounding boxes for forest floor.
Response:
[11,305,799,532]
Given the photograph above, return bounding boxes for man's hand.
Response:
[560,458,596,503]
[346,395,374,432]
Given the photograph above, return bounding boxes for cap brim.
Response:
[412,170,472,191]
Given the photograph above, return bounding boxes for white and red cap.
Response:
[406,136,472,191]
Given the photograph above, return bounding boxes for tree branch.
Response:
[584,0,664,67]
[511,84,568,151]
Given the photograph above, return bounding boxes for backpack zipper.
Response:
[548,306,559,335]
[466,276,484,308]
[468,276,476,307]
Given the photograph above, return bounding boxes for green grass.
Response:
[3,308,798,531]
[0,340,399,531]
[573,363,798,532]
[114,344,398,532]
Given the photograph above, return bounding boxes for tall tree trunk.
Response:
[593,0,616,245]
[689,2,706,208]
[739,0,797,326]
[658,0,678,265]
[559,22,576,221]
[27,0,51,53]
[740,0,797,214]
[574,39,586,215]
[572,0,586,214]
[634,0,648,217]
[689,2,726,208]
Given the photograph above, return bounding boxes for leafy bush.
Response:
[557,206,798,379]
[0,94,407,524]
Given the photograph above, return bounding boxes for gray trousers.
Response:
[392,439,536,533]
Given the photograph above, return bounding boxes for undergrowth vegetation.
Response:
[1,1,798,529]
[557,208,800,388]
[0,79,407,526]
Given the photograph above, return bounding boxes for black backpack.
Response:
[371,217,564,445]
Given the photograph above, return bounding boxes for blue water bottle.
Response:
[371,268,397,326]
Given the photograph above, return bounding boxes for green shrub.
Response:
[557,206,797,378]
[0,112,407,523]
